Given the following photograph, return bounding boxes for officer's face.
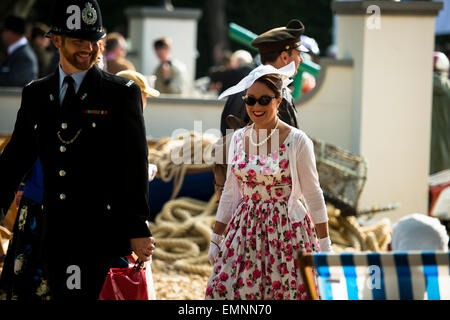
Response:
[57,36,100,71]
[245,81,282,128]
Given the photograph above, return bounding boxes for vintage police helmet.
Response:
[251,19,308,54]
[46,0,105,42]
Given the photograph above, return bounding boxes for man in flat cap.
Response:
[0,15,38,87]
[0,0,155,300]
[214,20,308,198]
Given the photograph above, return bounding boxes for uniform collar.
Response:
[58,65,89,93]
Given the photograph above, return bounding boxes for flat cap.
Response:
[251,19,308,54]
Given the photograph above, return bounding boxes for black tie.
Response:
[62,76,76,113]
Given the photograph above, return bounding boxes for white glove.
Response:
[318,236,333,253]
[148,164,158,182]
[208,233,224,266]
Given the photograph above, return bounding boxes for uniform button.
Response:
[61,123,68,130]
[59,193,66,200]
[92,122,96,128]
[59,170,66,177]
[60,145,67,152]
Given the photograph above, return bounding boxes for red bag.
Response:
[98,256,149,300]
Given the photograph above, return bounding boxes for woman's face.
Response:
[245,81,282,127]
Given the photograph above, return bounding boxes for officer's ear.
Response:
[51,35,63,49]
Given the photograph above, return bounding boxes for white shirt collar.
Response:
[7,36,28,55]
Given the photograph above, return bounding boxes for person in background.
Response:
[296,35,320,95]
[208,50,232,93]
[0,15,38,87]
[209,49,254,95]
[391,213,449,251]
[116,70,160,110]
[30,23,52,78]
[430,51,450,175]
[105,32,135,74]
[153,37,187,94]
[115,70,160,203]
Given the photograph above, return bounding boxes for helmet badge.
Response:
[82,2,97,25]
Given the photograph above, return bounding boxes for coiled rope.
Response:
[148,131,218,200]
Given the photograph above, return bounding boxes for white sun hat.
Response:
[217,61,296,100]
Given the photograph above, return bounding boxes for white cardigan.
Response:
[216,126,329,226]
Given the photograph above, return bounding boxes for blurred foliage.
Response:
[26,0,333,78]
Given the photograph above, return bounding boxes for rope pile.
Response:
[148,131,218,200]
[327,204,392,252]
[149,195,218,276]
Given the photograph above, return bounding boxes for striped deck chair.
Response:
[298,251,450,300]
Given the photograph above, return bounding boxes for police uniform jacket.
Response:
[0,64,151,260]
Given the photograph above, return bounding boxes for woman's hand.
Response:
[208,232,225,265]
[208,241,220,265]
[318,236,333,252]
[315,222,333,252]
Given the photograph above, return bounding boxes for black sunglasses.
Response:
[242,95,276,106]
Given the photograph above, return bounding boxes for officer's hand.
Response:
[130,237,156,262]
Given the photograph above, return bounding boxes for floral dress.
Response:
[206,129,320,300]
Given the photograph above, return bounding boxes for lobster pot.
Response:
[311,138,367,216]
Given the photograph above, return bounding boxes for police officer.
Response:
[219,19,309,137]
[0,0,155,300]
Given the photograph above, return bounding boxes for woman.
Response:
[205,62,332,300]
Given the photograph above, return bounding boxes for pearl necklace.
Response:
[249,118,279,147]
